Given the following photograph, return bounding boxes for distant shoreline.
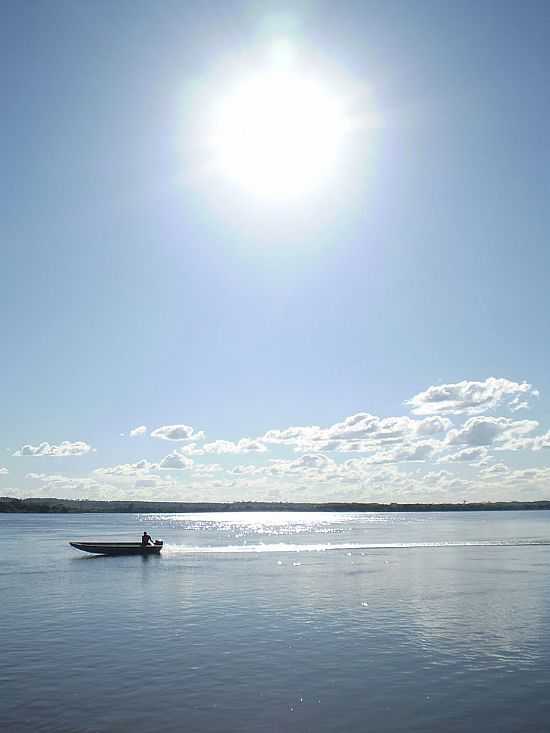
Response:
[1,497,550,513]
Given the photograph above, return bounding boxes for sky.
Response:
[2,0,550,503]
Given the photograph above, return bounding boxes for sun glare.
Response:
[210,72,350,198]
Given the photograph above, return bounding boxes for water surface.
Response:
[2,511,549,732]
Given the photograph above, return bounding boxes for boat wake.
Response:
[162,539,550,556]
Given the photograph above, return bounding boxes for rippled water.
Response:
[2,511,550,732]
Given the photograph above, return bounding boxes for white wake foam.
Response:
[162,539,550,555]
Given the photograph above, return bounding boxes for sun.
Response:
[209,71,350,198]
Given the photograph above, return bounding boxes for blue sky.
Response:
[2,0,550,502]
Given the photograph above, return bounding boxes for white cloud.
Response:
[439,447,489,463]
[134,478,161,489]
[477,465,550,489]
[509,398,529,412]
[175,442,204,455]
[479,463,509,478]
[261,413,451,454]
[529,431,550,450]
[21,473,115,500]
[204,439,267,454]
[415,416,454,435]
[14,441,94,457]
[447,417,538,448]
[422,470,454,485]
[285,453,332,470]
[262,454,336,479]
[158,452,194,470]
[320,414,413,447]
[150,424,205,442]
[509,467,550,483]
[178,438,268,455]
[129,425,147,437]
[503,429,550,452]
[94,460,155,477]
[363,441,439,464]
[229,464,260,476]
[407,377,537,416]
[192,463,223,474]
[0,467,8,475]
[262,425,321,446]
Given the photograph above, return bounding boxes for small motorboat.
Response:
[70,541,163,556]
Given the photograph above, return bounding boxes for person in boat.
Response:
[141,531,153,547]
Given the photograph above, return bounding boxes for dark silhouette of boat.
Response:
[70,541,163,556]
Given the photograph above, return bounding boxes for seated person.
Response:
[141,531,153,547]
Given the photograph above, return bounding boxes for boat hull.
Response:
[70,542,163,556]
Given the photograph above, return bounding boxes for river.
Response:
[2,510,549,732]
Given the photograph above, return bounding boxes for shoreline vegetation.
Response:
[1,497,550,514]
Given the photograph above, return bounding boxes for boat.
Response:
[69,541,163,556]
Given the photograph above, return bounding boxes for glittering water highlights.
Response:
[2,511,550,733]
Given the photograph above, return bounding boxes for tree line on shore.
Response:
[1,497,550,513]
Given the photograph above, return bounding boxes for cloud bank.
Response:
[6,376,549,503]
